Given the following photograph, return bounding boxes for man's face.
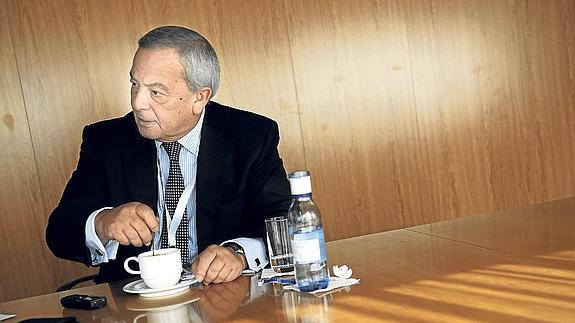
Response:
[130,47,201,141]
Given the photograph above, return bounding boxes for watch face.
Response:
[227,243,244,254]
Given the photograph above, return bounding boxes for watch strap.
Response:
[225,242,245,255]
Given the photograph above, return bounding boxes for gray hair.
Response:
[138,26,220,97]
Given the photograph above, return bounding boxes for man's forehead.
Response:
[130,48,187,84]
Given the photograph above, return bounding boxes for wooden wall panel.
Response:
[285,0,422,239]
[6,0,137,209]
[516,0,575,202]
[0,0,56,301]
[203,0,307,172]
[4,0,131,298]
[1,0,574,301]
[404,0,530,222]
[285,0,575,241]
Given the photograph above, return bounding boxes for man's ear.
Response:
[192,87,212,116]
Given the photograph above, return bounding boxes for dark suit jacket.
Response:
[46,101,291,283]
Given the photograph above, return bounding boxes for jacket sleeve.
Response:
[244,120,292,239]
[46,124,109,266]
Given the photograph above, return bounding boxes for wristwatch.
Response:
[225,242,245,256]
[224,242,247,269]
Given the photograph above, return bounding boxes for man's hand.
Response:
[95,202,159,247]
[192,244,247,284]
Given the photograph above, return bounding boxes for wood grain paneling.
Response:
[285,0,421,239]
[6,0,135,209]
[285,0,575,240]
[1,0,574,301]
[404,0,530,221]
[0,0,55,301]
[198,0,306,172]
[516,0,575,202]
[4,0,125,299]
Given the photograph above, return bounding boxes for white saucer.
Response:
[123,279,196,298]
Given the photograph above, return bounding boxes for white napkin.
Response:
[332,265,353,279]
[0,313,15,321]
[260,268,295,279]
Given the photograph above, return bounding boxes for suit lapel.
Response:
[196,103,233,249]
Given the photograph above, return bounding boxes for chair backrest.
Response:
[56,274,98,292]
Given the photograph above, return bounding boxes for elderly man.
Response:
[46,26,291,285]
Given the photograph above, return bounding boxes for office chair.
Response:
[56,274,98,292]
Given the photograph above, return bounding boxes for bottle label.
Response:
[291,228,326,263]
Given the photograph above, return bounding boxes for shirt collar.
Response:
[154,108,205,156]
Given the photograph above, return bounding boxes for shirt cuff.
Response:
[85,207,119,265]
[220,237,268,271]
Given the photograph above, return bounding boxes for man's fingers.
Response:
[97,202,157,245]
[135,203,159,232]
[194,249,218,282]
[213,265,232,284]
[126,203,157,245]
[131,220,153,246]
[224,265,241,283]
[193,245,246,284]
[123,227,144,247]
[114,231,130,246]
[204,257,225,284]
[222,249,244,282]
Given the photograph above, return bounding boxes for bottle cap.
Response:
[288,170,312,195]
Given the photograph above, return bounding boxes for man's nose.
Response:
[131,88,149,111]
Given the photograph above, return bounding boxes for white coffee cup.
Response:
[124,248,182,289]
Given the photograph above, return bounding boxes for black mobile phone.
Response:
[60,294,107,310]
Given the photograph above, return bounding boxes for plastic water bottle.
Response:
[287,170,329,292]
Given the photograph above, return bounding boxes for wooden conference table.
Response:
[1,198,574,322]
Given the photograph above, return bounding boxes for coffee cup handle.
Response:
[124,256,140,274]
[133,313,146,323]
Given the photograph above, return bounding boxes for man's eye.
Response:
[151,90,161,96]
[130,81,138,87]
